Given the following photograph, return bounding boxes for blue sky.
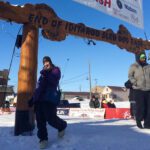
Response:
[0,0,150,92]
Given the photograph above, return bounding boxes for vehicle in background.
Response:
[58,99,80,108]
[71,96,84,101]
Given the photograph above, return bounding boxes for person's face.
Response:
[43,61,51,70]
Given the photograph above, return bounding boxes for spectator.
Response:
[101,98,109,108]
[128,52,150,129]
[107,100,116,108]
[89,95,100,108]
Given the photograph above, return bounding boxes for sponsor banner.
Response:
[57,108,70,115]
[73,0,143,29]
[10,107,16,112]
[69,108,105,119]
[0,108,11,115]
[105,108,131,119]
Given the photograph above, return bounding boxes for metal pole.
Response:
[95,78,98,93]
[144,32,148,40]
[79,85,82,92]
[88,62,92,100]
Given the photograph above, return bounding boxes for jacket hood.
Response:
[135,51,147,66]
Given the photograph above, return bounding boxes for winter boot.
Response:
[58,122,67,138]
[39,140,48,149]
[58,129,65,138]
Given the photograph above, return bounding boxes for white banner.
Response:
[73,0,144,29]
[57,108,70,115]
[69,108,105,119]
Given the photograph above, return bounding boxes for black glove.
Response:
[28,97,34,107]
[124,80,133,89]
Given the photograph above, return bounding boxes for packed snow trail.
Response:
[1,113,150,150]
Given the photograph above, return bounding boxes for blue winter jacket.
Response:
[33,66,61,102]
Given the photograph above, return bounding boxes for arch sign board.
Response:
[74,0,144,29]
[0,2,149,53]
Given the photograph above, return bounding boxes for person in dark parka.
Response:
[107,100,116,108]
[28,56,67,149]
[89,95,100,108]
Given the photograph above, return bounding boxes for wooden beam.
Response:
[14,24,38,135]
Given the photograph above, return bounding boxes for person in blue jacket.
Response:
[29,56,67,149]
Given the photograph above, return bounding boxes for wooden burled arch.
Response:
[0,1,150,54]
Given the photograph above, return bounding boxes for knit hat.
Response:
[135,51,146,63]
[140,54,146,60]
[43,56,52,65]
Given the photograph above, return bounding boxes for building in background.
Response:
[62,91,90,100]
[0,69,14,107]
[63,85,129,102]
[103,86,129,102]
[92,86,129,102]
[91,86,104,98]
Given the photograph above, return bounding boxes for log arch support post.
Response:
[14,24,38,135]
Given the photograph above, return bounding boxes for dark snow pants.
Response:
[35,101,67,141]
[134,90,150,127]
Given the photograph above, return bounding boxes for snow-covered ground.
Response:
[1,112,150,150]
[114,101,130,108]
